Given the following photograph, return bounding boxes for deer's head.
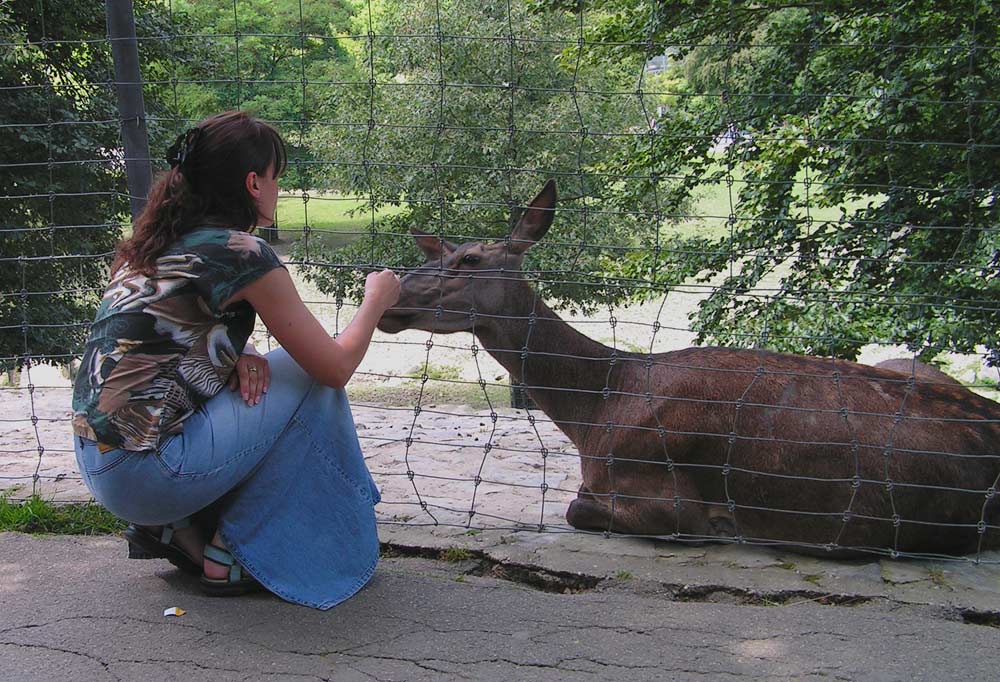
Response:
[378,180,557,335]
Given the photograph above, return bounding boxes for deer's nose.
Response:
[397,271,422,290]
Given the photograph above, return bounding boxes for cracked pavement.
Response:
[2,533,998,681]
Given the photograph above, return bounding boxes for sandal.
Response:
[124,519,201,576]
[200,543,263,597]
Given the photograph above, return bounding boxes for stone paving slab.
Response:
[378,524,1000,618]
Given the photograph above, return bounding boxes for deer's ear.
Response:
[508,180,556,255]
[411,228,456,259]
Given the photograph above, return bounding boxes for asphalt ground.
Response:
[2,532,998,682]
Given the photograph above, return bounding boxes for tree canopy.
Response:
[162,0,357,188]
[534,0,1000,363]
[0,0,184,371]
[294,0,663,312]
[5,0,998,370]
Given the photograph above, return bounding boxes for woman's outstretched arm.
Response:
[227,267,400,389]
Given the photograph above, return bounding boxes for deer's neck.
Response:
[476,293,615,440]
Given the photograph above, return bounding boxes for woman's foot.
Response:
[200,532,263,596]
[125,521,204,575]
[203,531,230,581]
[148,524,205,565]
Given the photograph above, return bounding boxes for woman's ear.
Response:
[245,171,262,199]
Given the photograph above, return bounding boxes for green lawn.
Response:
[272,182,868,248]
[665,166,878,241]
[270,193,405,249]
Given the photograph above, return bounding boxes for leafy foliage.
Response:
[294,0,667,313]
[0,1,182,371]
[535,0,1000,362]
[7,0,995,369]
[0,1,240,372]
[162,0,357,189]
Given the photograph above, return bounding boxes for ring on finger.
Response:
[248,367,259,373]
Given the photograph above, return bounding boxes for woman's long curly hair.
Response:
[113,111,288,276]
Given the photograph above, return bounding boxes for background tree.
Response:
[163,0,357,190]
[0,0,192,373]
[294,0,666,312]
[534,0,1000,363]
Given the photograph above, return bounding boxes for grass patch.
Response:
[665,167,878,242]
[614,570,633,581]
[927,568,951,589]
[0,495,124,535]
[348,381,510,408]
[406,363,463,382]
[272,194,404,248]
[442,547,472,562]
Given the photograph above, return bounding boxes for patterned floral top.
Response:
[72,228,284,451]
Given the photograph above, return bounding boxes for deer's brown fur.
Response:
[378,180,1000,556]
[874,358,965,388]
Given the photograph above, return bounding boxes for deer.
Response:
[873,358,965,388]
[377,180,1000,557]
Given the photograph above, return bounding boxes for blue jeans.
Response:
[75,349,381,610]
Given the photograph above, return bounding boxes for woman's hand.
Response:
[364,269,401,312]
[228,346,270,406]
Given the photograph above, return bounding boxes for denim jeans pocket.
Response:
[76,438,133,477]
[151,432,185,477]
[153,429,271,481]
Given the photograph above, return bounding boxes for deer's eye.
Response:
[461,254,481,266]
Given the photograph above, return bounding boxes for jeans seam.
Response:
[153,433,280,480]
[289,412,370,501]
[81,450,133,477]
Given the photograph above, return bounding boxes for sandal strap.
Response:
[158,517,192,545]
[203,543,243,582]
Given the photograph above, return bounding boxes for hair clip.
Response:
[165,127,203,170]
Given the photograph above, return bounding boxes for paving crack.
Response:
[381,543,1000,630]
[336,652,476,680]
[0,641,123,682]
[960,608,1000,627]
[382,542,601,593]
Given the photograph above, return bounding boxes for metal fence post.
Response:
[106,0,152,220]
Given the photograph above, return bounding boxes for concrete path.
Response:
[2,532,998,682]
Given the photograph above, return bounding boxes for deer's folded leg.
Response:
[566,488,710,538]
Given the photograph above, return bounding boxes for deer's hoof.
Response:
[707,512,736,538]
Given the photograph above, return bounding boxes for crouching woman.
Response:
[72,111,399,609]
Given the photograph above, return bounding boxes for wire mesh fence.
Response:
[2,0,1000,561]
